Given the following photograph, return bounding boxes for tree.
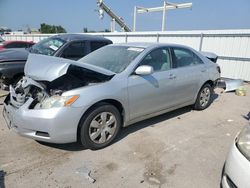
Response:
[0,27,11,34]
[40,23,66,34]
[104,29,110,32]
[83,27,110,33]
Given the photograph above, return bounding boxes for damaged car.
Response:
[0,34,112,89]
[3,43,220,149]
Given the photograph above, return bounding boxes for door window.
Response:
[62,42,85,60]
[90,41,108,52]
[140,48,171,72]
[5,42,32,48]
[172,48,203,68]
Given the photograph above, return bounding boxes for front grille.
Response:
[226,175,237,188]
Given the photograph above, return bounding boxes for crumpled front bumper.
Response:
[3,94,85,143]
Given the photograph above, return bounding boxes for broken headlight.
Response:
[236,125,250,161]
[35,95,79,109]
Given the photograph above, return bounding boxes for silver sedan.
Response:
[3,43,220,149]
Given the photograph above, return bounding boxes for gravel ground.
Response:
[0,85,249,188]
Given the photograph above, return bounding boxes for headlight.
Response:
[236,125,250,161]
[35,95,79,109]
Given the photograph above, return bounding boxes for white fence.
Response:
[3,29,250,81]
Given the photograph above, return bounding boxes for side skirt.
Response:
[124,101,194,127]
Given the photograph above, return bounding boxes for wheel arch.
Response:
[77,99,125,142]
[193,80,214,110]
[193,80,214,104]
[203,80,214,88]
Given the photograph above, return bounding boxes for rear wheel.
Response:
[194,84,213,110]
[78,103,121,150]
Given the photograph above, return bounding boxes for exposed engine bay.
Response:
[8,65,113,109]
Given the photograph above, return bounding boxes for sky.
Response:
[0,0,250,32]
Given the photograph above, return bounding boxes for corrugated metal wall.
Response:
[3,29,250,81]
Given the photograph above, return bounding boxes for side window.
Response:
[15,43,29,48]
[90,42,108,52]
[172,48,203,68]
[193,53,204,65]
[5,42,28,48]
[140,48,171,72]
[5,42,18,48]
[62,42,85,60]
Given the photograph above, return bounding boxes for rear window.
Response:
[172,48,203,68]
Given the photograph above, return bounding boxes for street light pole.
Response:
[133,6,137,32]
[162,1,167,31]
[134,2,192,32]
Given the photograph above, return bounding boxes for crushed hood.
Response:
[24,54,115,82]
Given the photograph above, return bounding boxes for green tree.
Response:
[104,29,110,32]
[40,23,66,33]
[0,27,11,34]
[82,27,110,33]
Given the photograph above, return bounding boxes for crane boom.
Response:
[97,0,131,32]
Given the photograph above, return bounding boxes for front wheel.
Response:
[194,84,213,110]
[78,103,121,150]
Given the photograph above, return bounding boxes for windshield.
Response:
[30,37,66,56]
[0,37,4,43]
[79,46,144,73]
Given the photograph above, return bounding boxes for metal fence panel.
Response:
[2,30,250,81]
[159,36,200,49]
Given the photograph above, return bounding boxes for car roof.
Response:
[51,34,112,43]
[111,42,191,49]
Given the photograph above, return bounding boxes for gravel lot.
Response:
[0,84,249,188]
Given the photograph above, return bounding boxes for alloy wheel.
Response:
[199,87,211,107]
[88,112,117,144]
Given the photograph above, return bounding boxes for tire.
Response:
[78,103,121,150]
[194,84,213,110]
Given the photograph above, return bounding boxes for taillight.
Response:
[217,66,221,74]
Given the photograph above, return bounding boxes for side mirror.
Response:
[135,65,154,75]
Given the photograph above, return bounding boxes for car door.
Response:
[127,48,177,120]
[170,47,208,104]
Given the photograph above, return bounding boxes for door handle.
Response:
[169,74,176,79]
[201,69,207,72]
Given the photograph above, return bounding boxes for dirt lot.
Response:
[0,85,250,188]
